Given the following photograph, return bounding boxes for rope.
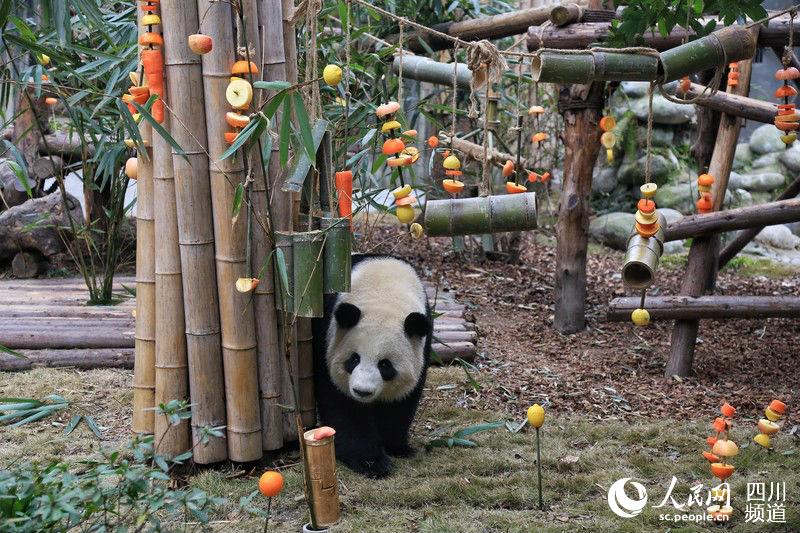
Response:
[340,0,352,175]
[304,0,322,120]
[644,81,654,184]
[466,39,508,118]
[450,42,459,141]
[745,4,800,28]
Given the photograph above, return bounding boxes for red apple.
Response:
[188,33,213,55]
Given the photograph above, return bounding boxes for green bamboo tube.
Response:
[660,26,757,82]
[197,0,262,462]
[297,318,315,427]
[531,50,659,84]
[243,0,287,451]
[152,99,191,456]
[320,217,351,294]
[274,231,294,312]
[161,0,227,464]
[292,231,324,318]
[424,193,538,236]
[391,55,477,89]
[133,114,155,435]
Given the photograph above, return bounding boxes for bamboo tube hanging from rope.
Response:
[132,107,155,436]
[152,106,191,458]
[321,217,351,294]
[247,0,288,451]
[197,0,262,463]
[660,26,757,82]
[424,193,538,236]
[391,55,478,89]
[161,0,227,464]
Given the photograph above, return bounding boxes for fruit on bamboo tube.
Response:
[631,308,650,326]
[710,462,735,481]
[139,32,163,46]
[396,205,415,223]
[540,172,551,183]
[775,85,798,98]
[769,399,786,415]
[258,471,284,498]
[696,193,713,214]
[235,277,260,293]
[712,417,727,433]
[505,181,527,194]
[711,439,739,458]
[225,111,250,128]
[531,132,548,143]
[382,138,405,155]
[757,418,779,435]
[402,129,417,138]
[782,133,798,144]
[125,157,138,179]
[442,179,464,194]
[394,195,417,207]
[323,64,342,86]
[427,135,439,148]
[44,97,58,106]
[775,67,800,80]
[376,101,400,118]
[702,451,720,463]
[381,120,402,133]
[223,131,238,144]
[335,170,353,220]
[188,33,213,54]
[706,436,717,446]
[720,402,736,418]
[502,160,514,178]
[141,14,161,25]
[528,105,545,115]
[313,426,336,440]
[140,49,164,123]
[765,407,781,421]
[443,154,461,170]
[753,433,772,448]
[231,60,258,76]
[392,185,412,199]
[679,76,691,93]
[410,222,423,239]
[39,53,50,65]
[386,155,411,167]
[599,116,616,131]
[226,78,253,109]
[402,146,419,164]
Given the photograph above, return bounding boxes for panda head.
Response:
[328,301,430,403]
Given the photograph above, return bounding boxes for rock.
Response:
[754,225,800,250]
[0,190,82,260]
[632,95,695,125]
[589,212,635,251]
[620,81,650,98]
[748,124,785,155]
[618,152,678,186]
[0,159,28,209]
[751,152,782,169]
[637,125,674,147]
[733,143,752,171]
[664,240,685,255]
[787,221,800,237]
[779,144,800,173]
[659,208,684,225]
[728,171,785,192]
[654,182,694,212]
[593,166,618,194]
[729,188,753,208]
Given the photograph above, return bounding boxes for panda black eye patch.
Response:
[344,353,360,374]
[378,359,397,381]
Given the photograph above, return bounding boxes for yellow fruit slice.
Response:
[381,120,402,133]
[392,185,412,199]
[141,14,161,25]
[225,111,251,128]
[225,78,253,109]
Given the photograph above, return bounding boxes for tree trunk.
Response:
[553,82,604,333]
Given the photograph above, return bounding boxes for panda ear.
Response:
[334,303,361,329]
[404,312,431,338]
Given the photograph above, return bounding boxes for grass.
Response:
[660,252,800,278]
[2,366,798,532]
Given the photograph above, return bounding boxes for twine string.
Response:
[645,81,654,184]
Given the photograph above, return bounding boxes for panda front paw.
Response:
[346,452,393,478]
[385,442,416,458]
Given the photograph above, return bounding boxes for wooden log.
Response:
[664,199,800,242]
[608,296,800,321]
[152,63,191,456]
[0,329,133,349]
[433,330,477,343]
[431,341,476,363]
[250,0,289,451]
[40,131,95,159]
[197,0,262,463]
[133,84,155,435]
[440,133,532,169]
[664,81,776,124]
[719,175,800,268]
[550,3,583,26]
[31,156,63,180]
[3,305,133,319]
[665,53,756,378]
[0,348,135,372]
[554,82,603,334]
[161,0,227,464]
[11,251,46,278]
[424,193,537,236]
[391,55,476,90]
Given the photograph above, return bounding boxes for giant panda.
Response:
[312,254,432,478]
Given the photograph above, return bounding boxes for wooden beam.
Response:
[664,198,800,242]
[719,175,800,268]
[0,348,134,372]
[608,296,800,321]
[664,81,776,124]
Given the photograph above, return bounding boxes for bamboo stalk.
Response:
[321,218,351,294]
[424,193,538,236]
[391,55,477,89]
[660,26,757,82]
[161,0,227,463]
[197,0,262,462]
[152,88,191,456]
[297,319,316,427]
[244,0,289,451]
[531,50,659,84]
[132,4,156,435]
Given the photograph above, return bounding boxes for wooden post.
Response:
[553,82,604,333]
[197,0,262,462]
[161,0,227,463]
[665,52,756,378]
[152,87,191,456]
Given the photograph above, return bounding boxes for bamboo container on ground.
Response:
[152,105,191,457]
[160,0,227,464]
[302,429,341,528]
[424,193,538,236]
[133,118,155,435]
[197,0,262,462]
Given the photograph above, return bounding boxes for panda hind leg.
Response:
[376,394,420,458]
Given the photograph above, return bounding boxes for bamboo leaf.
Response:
[84,415,102,437]
[274,247,290,302]
[279,97,292,167]
[131,98,188,162]
[253,80,292,91]
[450,437,477,448]
[231,182,244,219]
[452,421,505,439]
[218,113,266,161]
[292,90,316,164]
[263,90,287,120]
[0,0,11,28]
[282,119,328,193]
[0,343,25,359]
[6,160,32,198]
[64,414,82,435]
[115,98,146,153]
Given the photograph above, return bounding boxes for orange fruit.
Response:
[427,135,439,149]
[720,402,736,418]
[258,471,284,498]
[769,399,786,415]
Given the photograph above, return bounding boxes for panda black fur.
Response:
[312,254,432,478]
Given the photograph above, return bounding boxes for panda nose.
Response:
[353,388,373,398]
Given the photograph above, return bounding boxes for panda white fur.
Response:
[312,254,432,478]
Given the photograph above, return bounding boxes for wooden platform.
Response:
[0,277,476,371]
